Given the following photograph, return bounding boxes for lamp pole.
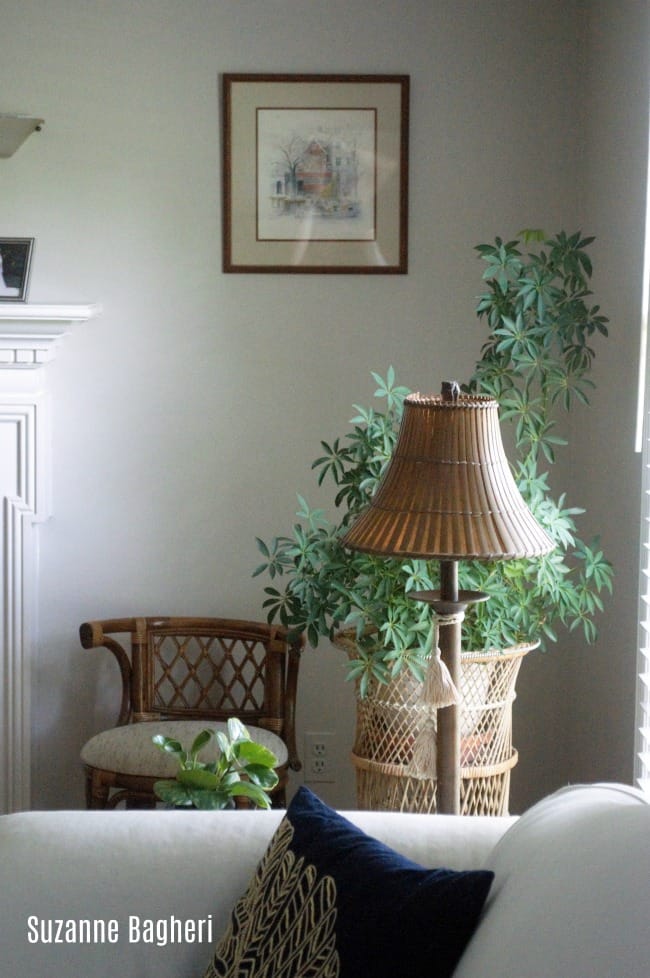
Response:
[437,559,460,813]
[411,576,488,815]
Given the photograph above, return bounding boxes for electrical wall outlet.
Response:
[304,732,336,783]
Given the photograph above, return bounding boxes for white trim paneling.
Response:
[0,303,98,810]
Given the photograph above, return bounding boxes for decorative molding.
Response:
[0,303,97,811]
[3,496,35,812]
[0,303,101,368]
[0,399,44,812]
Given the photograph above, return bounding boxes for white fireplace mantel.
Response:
[0,302,100,368]
[0,302,100,811]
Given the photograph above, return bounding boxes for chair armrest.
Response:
[79,619,134,726]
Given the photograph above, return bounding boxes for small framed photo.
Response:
[0,238,34,301]
[223,74,409,274]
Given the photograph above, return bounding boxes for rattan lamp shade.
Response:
[343,389,553,560]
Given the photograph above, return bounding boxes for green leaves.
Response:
[476,237,523,292]
[347,644,390,698]
[254,238,613,687]
[460,230,612,647]
[371,366,411,411]
[152,718,279,810]
[471,231,607,443]
[254,368,416,674]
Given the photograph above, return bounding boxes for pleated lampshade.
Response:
[342,386,554,560]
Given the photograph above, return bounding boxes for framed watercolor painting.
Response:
[0,238,34,301]
[222,74,409,274]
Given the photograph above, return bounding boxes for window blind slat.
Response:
[633,90,649,790]
[637,409,650,790]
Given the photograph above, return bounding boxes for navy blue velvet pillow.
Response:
[205,786,493,978]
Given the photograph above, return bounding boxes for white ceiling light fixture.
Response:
[0,115,44,158]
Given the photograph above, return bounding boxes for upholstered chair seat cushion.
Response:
[81,720,288,778]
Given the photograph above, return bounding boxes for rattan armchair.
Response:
[79,617,303,809]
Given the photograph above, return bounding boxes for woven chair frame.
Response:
[80,617,303,809]
[149,633,270,720]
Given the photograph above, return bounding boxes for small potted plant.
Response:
[255,231,613,813]
[152,718,279,810]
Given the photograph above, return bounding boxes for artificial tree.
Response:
[257,233,612,684]
[254,231,614,812]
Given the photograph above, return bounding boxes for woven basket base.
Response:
[343,640,535,816]
[351,750,517,816]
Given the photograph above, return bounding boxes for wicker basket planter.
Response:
[338,633,535,816]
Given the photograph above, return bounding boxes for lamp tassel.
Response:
[409,616,461,779]
[422,642,459,708]
[410,713,438,778]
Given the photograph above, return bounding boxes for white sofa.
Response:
[0,782,647,977]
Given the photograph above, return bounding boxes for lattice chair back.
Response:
[79,617,302,809]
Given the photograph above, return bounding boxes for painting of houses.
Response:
[258,108,376,241]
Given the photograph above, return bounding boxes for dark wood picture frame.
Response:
[0,238,34,301]
[222,74,409,274]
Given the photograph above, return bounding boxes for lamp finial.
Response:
[441,380,460,402]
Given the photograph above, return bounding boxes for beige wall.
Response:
[561,1,649,794]
[0,0,646,811]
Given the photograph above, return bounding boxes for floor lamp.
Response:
[342,382,553,814]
